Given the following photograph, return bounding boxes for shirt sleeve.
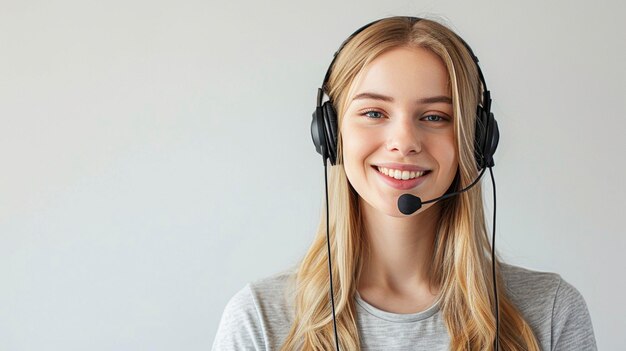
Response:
[551,277,597,351]
[212,284,267,351]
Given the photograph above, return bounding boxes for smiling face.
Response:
[340,46,458,217]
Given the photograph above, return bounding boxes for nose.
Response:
[386,116,422,156]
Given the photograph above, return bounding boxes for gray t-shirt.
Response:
[212,263,596,350]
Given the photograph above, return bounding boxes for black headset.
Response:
[309,16,501,351]
[311,16,500,170]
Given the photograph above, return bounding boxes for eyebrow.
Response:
[352,92,452,104]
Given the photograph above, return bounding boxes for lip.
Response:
[371,165,430,190]
[374,162,430,172]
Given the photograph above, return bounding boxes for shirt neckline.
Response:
[354,291,442,323]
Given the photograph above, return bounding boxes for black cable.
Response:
[324,159,340,351]
[489,166,499,351]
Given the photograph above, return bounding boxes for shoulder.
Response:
[500,262,561,310]
[212,268,297,351]
[500,263,597,350]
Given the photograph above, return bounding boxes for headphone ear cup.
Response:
[474,106,499,170]
[311,106,328,163]
[322,101,339,165]
[474,106,488,170]
[484,112,499,168]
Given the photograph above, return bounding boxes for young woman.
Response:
[212,16,596,351]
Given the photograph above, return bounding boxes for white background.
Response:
[1,0,624,350]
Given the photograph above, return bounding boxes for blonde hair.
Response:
[281,17,540,350]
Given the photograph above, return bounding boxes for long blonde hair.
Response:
[281,16,540,351]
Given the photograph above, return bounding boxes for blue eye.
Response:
[423,115,445,122]
[362,110,384,119]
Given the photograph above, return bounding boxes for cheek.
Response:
[340,124,378,178]
[341,134,363,176]
[431,134,458,175]
[340,123,365,161]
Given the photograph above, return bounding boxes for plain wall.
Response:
[1,0,624,349]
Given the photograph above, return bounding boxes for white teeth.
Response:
[401,171,410,180]
[376,166,426,180]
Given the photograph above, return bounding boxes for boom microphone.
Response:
[398,194,422,215]
[398,168,487,215]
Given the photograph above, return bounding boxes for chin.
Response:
[374,202,400,216]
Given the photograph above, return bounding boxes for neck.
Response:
[358,197,441,295]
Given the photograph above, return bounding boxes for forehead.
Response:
[350,46,451,100]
